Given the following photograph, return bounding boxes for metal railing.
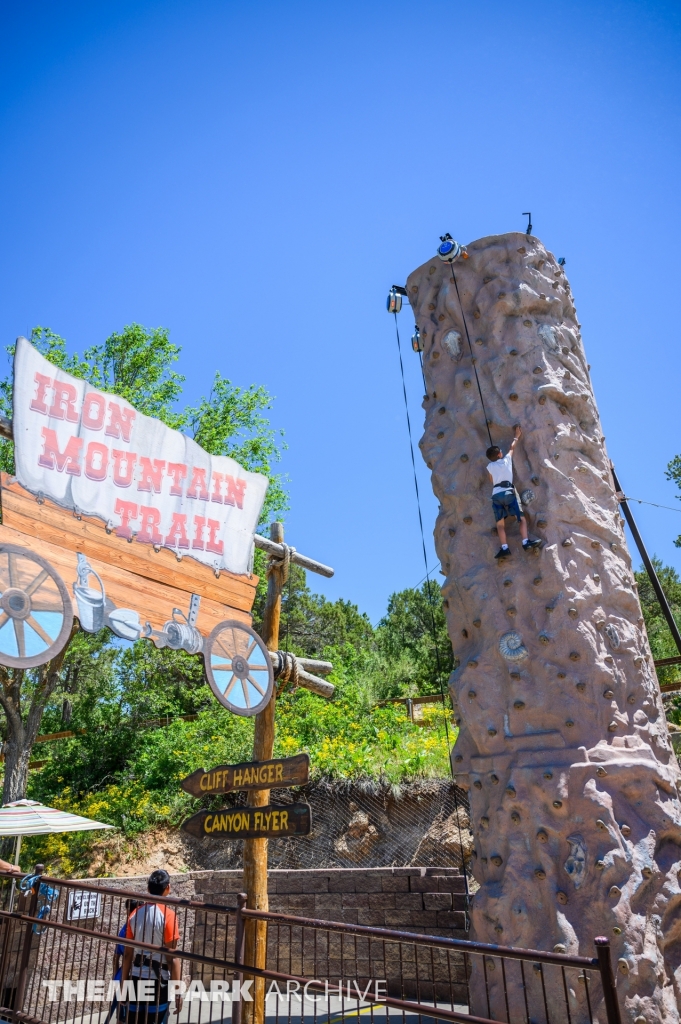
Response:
[0,868,621,1024]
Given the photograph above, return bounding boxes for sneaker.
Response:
[495,547,511,559]
[523,539,542,550]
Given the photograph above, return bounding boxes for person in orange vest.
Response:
[119,871,182,1024]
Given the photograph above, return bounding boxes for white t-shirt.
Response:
[487,452,514,494]
[126,903,178,972]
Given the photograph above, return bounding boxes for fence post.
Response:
[14,863,44,1016]
[233,893,247,1024]
[594,937,622,1024]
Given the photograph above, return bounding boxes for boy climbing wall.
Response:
[486,426,541,559]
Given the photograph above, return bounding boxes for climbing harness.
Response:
[19,873,59,934]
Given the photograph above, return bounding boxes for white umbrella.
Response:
[0,798,114,907]
[0,799,114,838]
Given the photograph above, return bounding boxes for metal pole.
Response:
[8,836,21,914]
[14,863,43,1015]
[594,937,622,1024]
[611,464,681,656]
[232,893,247,1024]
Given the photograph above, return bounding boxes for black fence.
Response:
[0,868,621,1024]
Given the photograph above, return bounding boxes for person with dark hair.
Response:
[119,871,182,1024]
[486,426,541,559]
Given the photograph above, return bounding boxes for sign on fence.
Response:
[180,753,309,797]
[67,890,102,921]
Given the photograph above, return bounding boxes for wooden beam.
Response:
[0,522,250,639]
[295,658,333,675]
[0,476,258,612]
[296,668,334,699]
[243,522,284,1024]
[253,533,334,578]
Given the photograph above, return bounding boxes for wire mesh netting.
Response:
[185,777,473,872]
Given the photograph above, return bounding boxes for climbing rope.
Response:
[392,310,471,909]
[392,312,451,744]
[448,265,494,448]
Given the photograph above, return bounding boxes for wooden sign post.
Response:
[243,521,284,1024]
[242,522,332,1024]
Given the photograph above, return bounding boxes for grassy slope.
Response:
[23,678,455,876]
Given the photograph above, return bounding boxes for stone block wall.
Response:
[83,867,469,1000]
[190,866,467,935]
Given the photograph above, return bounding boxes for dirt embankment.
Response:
[84,778,471,878]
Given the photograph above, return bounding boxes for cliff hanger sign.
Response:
[180,754,309,797]
[13,338,268,576]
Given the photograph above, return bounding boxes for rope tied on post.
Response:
[266,542,295,583]
[271,650,299,690]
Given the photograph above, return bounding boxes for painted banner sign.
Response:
[180,753,309,797]
[181,803,311,840]
[13,338,268,576]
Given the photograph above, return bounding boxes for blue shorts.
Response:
[492,488,523,522]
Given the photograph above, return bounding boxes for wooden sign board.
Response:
[0,476,257,667]
[1,476,257,612]
[0,478,277,716]
[13,337,268,577]
[181,803,311,840]
[180,753,309,797]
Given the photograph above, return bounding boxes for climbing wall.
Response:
[407,232,681,1023]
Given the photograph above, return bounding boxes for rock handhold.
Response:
[442,330,462,358]
[604,623,620,649]
[564,834,587,888]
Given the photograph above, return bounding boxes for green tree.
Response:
[634,558,681,722]
[253,564,374,658]
[0,324,287,802]
[375,580,454,697]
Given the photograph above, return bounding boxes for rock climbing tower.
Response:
[407,232,681,1022]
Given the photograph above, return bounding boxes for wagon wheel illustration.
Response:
[0,544,74,669]
[204,620,274,717]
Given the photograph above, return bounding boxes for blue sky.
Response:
[1,0,680,623]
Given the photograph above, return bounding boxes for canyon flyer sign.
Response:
[13,338,268,576]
